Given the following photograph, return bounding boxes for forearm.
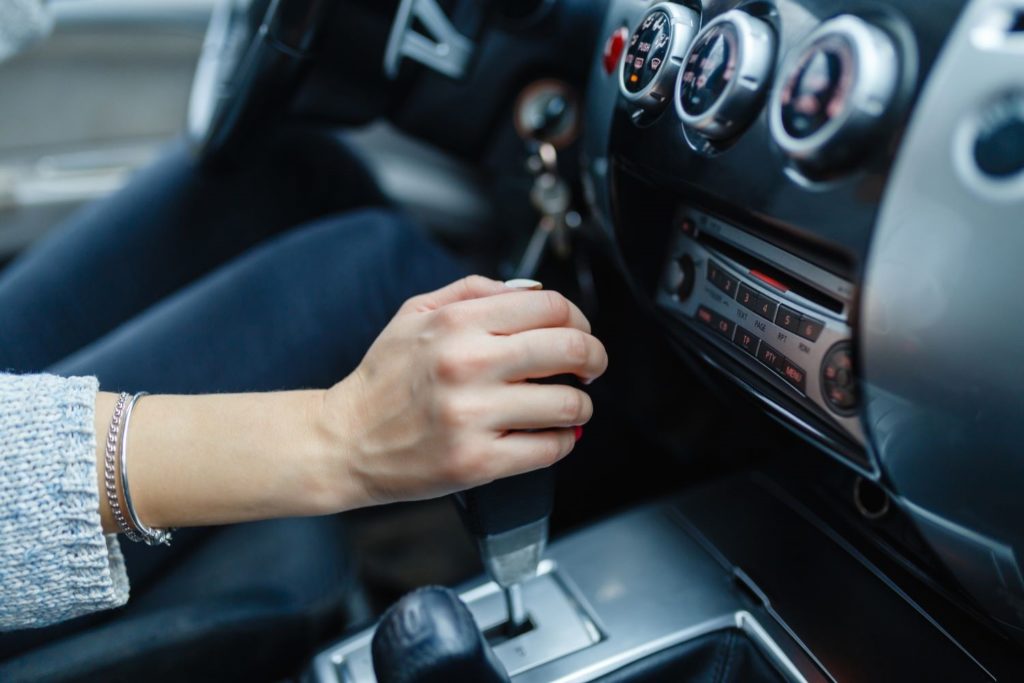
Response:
[93,389,353,533]
[89,278,608,536]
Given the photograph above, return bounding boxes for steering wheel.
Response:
[187,0,333,163]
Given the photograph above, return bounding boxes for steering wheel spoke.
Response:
[383,0,476,80]
[187,0,331,163]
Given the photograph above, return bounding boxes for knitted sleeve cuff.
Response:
[0,374,130,631]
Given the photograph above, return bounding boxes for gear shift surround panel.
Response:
[327,562,603,682]
[463,561,603,676]
[310,505,807,683]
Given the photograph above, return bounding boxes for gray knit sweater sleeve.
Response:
[0,373,129,631]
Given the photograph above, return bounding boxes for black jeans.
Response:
[0,137,468,674]
[0,136,467,389]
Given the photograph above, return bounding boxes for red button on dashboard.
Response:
[603,27,629,75]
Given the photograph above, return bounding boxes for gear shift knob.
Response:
[454,468,555,629]
[455,469,554,579]
[371,586,509,683]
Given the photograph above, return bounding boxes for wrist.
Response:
[304,377,374,515]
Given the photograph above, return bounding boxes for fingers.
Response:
[441,290,591,335]
[499,328,608,383]
[487,428,578,478]
[485,383,594,431]
[402,275,508,313]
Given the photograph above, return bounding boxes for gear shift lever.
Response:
[372,586,509,683]
[454,468,555,633]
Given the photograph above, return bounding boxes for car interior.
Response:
[1,0,1023,681]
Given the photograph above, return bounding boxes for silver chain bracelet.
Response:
[119,392,173,546]
[103,392,144,543]
[103,391,173,546]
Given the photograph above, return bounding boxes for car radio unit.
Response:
[655,208,869,472]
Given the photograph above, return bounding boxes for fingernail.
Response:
[504,278,543,290]
[573,425,584,441]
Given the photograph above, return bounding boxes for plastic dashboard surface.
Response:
[582,0,1024,640]
[580,0,964,470]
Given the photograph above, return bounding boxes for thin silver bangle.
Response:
[104,392,144,542]
[119,392,173,546]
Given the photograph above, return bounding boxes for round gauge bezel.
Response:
[619,2,700,109]
[675,9,776,140]
[769,15,899,164]
[952,90,1024,202]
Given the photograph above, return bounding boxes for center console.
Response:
[310,491,808,683]
[308,472,1012,682]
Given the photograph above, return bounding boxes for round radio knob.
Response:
[665,254,696,300]
[822,343,857,415]
[769,15,899,171]
[620,3,699,114]
[676,10,776,140]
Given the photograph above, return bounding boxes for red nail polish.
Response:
[573,426,584,441]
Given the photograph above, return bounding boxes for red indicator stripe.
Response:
[749,269,788,292]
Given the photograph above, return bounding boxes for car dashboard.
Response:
[581,0,1024,641]
[307,1,1024,680]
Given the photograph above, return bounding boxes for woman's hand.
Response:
[92,276,606,532]
[318,276,608,509]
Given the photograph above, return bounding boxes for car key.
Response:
[515,143,576,279]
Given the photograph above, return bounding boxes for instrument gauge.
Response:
[778,34,856,140]
[620,3,700,114]
[769,15,899,171]
[676,10,776,141]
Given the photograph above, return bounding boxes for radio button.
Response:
[754,297,778,321]
[737,284,779,321]
[780,358,807,392]
[737,283,758,309]
[758,343,786,373]
[827,386,856,411]
[706,261,738,298]
[775,305,802,334]
[796,316,824,342]
[696,306,736,340]
[713,315,736,339]
[733,326,760,356]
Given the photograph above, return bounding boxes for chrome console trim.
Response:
[618,3,700,112]
[769,15,900,167]
[675,9,777,140]
[309,506,813,683]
